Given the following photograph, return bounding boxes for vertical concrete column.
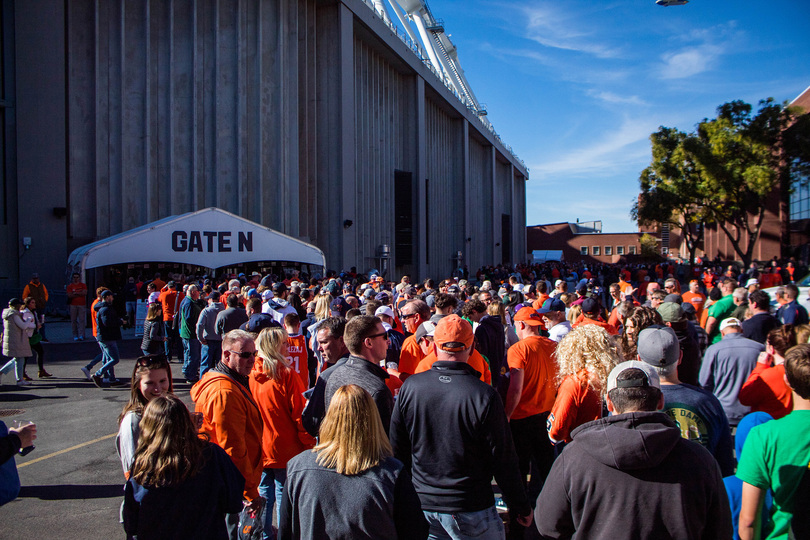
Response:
[491,146,499,264]
[339,4,356,271]
[462,119,470,272]
[416,76,427,279]
[15,0,67,289]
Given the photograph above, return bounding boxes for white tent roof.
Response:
[67,207,326,271]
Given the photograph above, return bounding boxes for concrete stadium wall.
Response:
[4,0,528,295]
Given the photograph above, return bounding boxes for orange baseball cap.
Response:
[434,314,474,352]
[514,306,543,326]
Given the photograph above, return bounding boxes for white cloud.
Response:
[586,90,648,107]
[529,117,655,178]
[518,3,622,59]
[659,44,723,79]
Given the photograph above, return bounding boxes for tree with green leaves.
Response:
[632,126,708,269]
[635,98,810,269]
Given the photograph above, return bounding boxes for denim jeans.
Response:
[85,338,106,371]
[423,506,505,540]
[181,338,201,382]
[200,340,222,377]
[258,467,287,540]
[164,321,180,361]
[95,340,120,379]
[0,357,29,381]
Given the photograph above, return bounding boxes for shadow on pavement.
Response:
[19,484,124,500]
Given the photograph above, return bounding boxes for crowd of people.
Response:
[3,258,810,539]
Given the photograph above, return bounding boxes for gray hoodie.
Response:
[535,411,732,539]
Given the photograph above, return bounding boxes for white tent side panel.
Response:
[68,208,326,270]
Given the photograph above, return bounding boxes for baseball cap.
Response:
[8,298,23,307]
[244,314,281,333]
[664,293,682,304]
[581,297,599,314]
[554,279,563,287]
[414,321,436,343]
[657,302,684,323]
[537,298,566,314]
[374,306,395,319]
[101,290,114,298]
[719,318,741,331]
[331,297,349,316]
[247,288,260,299]
[637,325,680,367]
[261,290,274,301]
[374,292,390,301]
[746,279,758,287]
[606,361,661,393]
[403,285,417,295]
[272,282,287,293]
[433,315,473,352]
[514,306,543,326]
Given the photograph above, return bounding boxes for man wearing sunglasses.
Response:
[323,315,394,432]
[191,329,264,539]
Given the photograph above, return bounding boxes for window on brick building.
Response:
[617,246,624,255]
[593,246,600,256]
[605,246,612,256]
[580,246,588,256]
[628,245,637,255]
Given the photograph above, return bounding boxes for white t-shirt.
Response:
[548,321,573,343]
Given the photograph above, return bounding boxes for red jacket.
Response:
[249,359,314,468]
[191,371,263,500]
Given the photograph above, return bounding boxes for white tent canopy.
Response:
[67,207,326,272]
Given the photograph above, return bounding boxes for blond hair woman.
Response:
[249,326,314,538]
[278,385,427,539]
[547,325,621,444]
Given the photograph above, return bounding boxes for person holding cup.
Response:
[0,420,36,506]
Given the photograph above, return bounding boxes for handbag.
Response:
[237,505,263,540]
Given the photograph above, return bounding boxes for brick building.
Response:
[526,221,649,264]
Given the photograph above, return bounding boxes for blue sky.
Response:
[386,0,810,232]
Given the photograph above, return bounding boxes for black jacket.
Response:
[475,315,505,385]
[301,356,349,437]
[95,301,122,342]
[535,411,732,539]
[390,361,530,516]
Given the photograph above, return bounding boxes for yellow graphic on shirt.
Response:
[664,407,709,447]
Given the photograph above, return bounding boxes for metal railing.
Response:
[357,0,527,172]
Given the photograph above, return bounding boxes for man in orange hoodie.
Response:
[191,329,264,539]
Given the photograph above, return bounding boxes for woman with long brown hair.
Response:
[123,394,244,540]
[620,306,663,361]
[278,384,426,539]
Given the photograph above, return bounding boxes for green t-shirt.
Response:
[736,410,810,540]
[707,295,736,344]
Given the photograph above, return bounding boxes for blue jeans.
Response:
[181,338,202,381]
[200,340,222,377]
[164,321,180,361]
[258,467,287,540]
[85,338,106,371]
[423,506,505,540]
[95,340,120,380]
[1,357,29,381]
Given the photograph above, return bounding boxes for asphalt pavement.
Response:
[0,319,195,540]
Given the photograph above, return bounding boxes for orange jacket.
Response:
[159,289,185,322]
[739,363,793,419]
[249,359,314,468]
[191,371,263,500]
[397,335,426,376]
[415,349,491,385]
